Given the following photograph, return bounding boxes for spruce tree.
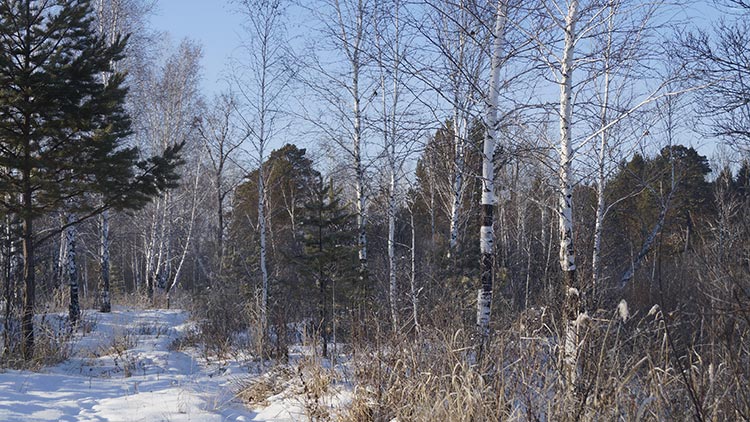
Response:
[300,178,356,358]
[0,0,182,360]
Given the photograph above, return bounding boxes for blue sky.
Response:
[149,0,246,96]
[147,0,721,99]
[145,0,729,162]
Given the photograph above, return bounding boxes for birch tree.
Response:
[682,0,750,152]
[64,214,80,323]
[0,0,182,358]
[336,0,371,282]
[134,40,202,300]
[92,0,159,307]
[196,93,244,276]
[586,0,673,294]
[65,0,152,320]
[531,0,683,395]
[232,0,294,339]
[373,0,423,330]
[476,0,507,344]
[418,0,490,255]
[93,0,155,312]
[300,0,375,285]
[375,2,402,329]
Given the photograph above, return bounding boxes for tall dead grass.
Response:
[340,304,749,421]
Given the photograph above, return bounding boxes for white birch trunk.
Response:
[558,0,580,395]
[168,167,201,307]
[592,164,606,292]
[448,112,466,254]
[559,0,578,279]
[477,0,506,342]
[66,214,80,324]
[259,152,269,340]
[327,0,370,284]
[99,210,111,312]
[620,190,673,287]
[57,226,67,290]
[96,0,120,313]
[344,0,368,283]
[591,2,615,296]
[388,169,397,328]
[155,194,169,291]
[376,9,403,329]
[445,1,477,256]
[143,204,157,297]
[4,213,18,355]
[354,63,367,281]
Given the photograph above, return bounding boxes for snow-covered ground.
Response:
[0,308,346,421]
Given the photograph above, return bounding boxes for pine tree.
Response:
[299,179,356,358]
[0,0,182,360]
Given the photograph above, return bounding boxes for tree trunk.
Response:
[167,167,201,307]
[21,174,35,360]
[620,190,673,287]
[558,0,580,396]
[477,0,506,344]
[354,71,368,283]
[259,156,269,342]
[95,0,120,312]
[3,216,14,358]
[66,214,80,324]
[318,204,328,358]
[591,2,615,296]
[409,203,419,332]
[217,174,224,268]
[57,227,66,292]
[388,169,398,329]
[448,113,466,254]
[320,274,328,359]
[99,210,111,313]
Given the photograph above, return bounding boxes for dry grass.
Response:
[235,356,343,421]
[1,312,88,370]
[236,365,295,406]
[338,304,750,422]
[295,357,338,421]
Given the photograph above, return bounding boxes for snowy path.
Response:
[0,308,275,422]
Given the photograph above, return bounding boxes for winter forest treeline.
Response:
[2,0,750,419]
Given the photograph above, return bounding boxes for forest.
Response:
[0,0,749,420]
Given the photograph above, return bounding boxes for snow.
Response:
[0,307,347,422]
[617,299,629,322]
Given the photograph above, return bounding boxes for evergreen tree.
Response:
[733,161,750,199]
[229,144,321,323]
[299,178,356,358]
[0,0,182,360]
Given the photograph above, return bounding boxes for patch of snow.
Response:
[617,299,629,322]
[0,306,354,422]
[574,311,589,326]
[0,307,259,421]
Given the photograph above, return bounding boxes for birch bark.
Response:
[346,0,369,282]
[233,0,294,341]
[477,0,507,342]
[99,211,111,312]
[591,6,613,293]
[66,214,80,324]
[557,0,581,396]
[95,0,119,313]
[374,0,407,330]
